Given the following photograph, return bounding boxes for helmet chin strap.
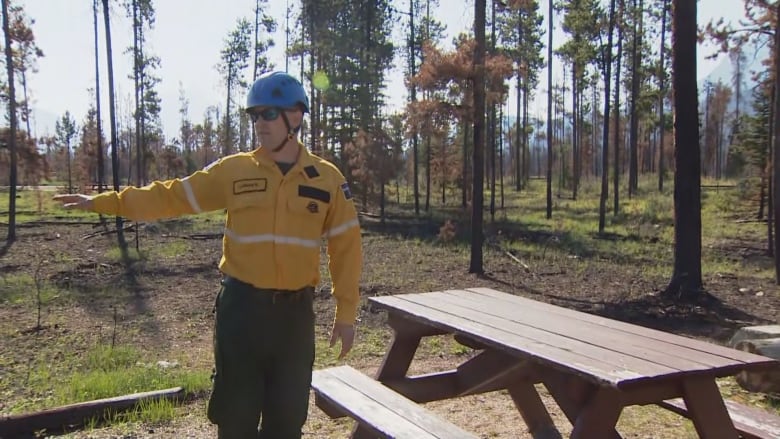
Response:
[272,110,300,153]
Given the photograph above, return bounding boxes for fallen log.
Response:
[0,387,184,437]
[734,338,780,393]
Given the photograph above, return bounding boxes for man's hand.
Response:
[329,322,355,360]
[53,194,95,211]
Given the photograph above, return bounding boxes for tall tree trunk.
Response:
[462,120,470,208]
[103,0,126,248]
[769,86,775,256]
[500,101,505,209]
[132,0,142,186]
[515,56,522,190]
[3,0,17,242]
[664,0,702,298]
[66,139,72,193]
[572,63,579,200]
[21,70,31,137]
[773,1,780,281]
[658,0,668,192]
[93,0,105,192]
[628,0,642,197]
[469,0,486,274]
[523,82,530,187]
[599,0,617,234]
[425,134,431,211]
[546,0,553,219]
[613,0,624,216]
[408,0,420,216]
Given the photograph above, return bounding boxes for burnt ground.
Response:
[0,214,778,438]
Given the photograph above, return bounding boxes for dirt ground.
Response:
[1,215,779,438]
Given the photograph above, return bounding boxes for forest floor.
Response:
[1,182,779,438]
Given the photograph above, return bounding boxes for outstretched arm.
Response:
[52,161,227,221]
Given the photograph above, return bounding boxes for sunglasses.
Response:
[249,108,282,123]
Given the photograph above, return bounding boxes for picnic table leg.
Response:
[542,371,622,439]
[681,378,740,439]
[569,387,623,439]
[375,314,430,381]
[351,424,374,439]
[507,381,562,439]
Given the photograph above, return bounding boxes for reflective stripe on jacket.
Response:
[91,144,362,323]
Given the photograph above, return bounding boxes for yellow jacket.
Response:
[91,144,362,324]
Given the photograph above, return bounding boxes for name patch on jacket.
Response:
[298,185,331,203]
[233,178,267,194]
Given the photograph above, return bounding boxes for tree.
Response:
[627,0,644,197]
[8,4,43,138]
[3,0,18,242]
[546,0,553,219]
[556,0,602,200]
[126,0,161,186]
[103,0,127,248]
[250,0,276,149]
[664,0,702,298]
[773,0,780,282]
[657,0,669,192]
[599,0,618,233]
[218,18,253,156]
[55,112,77,193]
[498,0,544,192]
[93,0,105,192]
[470,0,486,274]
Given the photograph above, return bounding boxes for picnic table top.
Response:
[369,287,780,388]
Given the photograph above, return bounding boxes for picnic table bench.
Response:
[312,365,477,438]
[314,287,780,439]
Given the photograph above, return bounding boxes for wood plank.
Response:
[448,289,739,369]
[466,288,777,369]
[0,387,184,437]
[658,398,780,439]
[312,370,440,439]
[369,295,642,386]
[430,290,728,372]
[399,293,679,380]
[322,366,478,438]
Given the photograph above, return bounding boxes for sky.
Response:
[23,0,748,143]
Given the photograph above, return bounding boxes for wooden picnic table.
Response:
[368,287,780,439]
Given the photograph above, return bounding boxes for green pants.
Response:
[207,277,315,439]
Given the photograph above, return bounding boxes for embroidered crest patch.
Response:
[340,182,353,200]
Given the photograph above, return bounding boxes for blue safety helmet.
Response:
[245,71,309,114]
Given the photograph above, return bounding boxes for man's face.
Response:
[250,107,301,148]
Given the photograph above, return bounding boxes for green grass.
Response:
[18,344,210,424]
[0,272,61,305]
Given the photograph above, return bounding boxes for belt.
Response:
[222,276,314,303]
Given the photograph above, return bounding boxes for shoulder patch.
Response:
[340,182,353,200]
[304,165,320,178]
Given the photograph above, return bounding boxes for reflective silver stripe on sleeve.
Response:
[323,218,360,239]
[224,228,320,248]
[181,178,203,213]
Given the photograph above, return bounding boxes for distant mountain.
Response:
[697,43,770,115]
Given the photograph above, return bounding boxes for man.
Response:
[53,71,362,439]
